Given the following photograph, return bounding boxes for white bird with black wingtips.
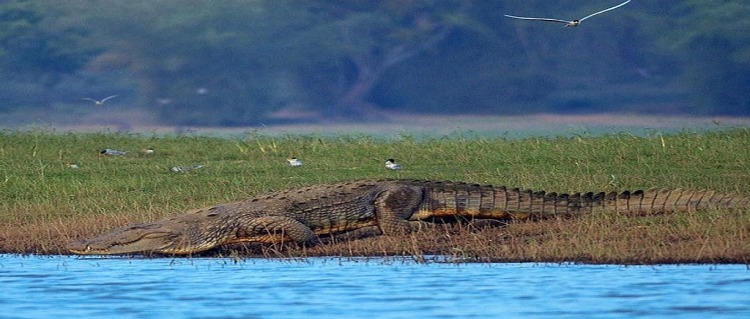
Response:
[385,159,402,170]
[81,95,118,105]
[99,148,127,156]
[287,157,303,167]
[504,0,631,28]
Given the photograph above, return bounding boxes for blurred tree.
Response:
[286,0,472,118]
[0,0,98,108]
[663,0,750,114]
[71,0,474,123]
[0,1,95,83]
[373,0,555,114]
[68,0,323,125]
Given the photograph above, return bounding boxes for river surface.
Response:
[1,255,748,319]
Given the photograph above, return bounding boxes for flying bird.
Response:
[504,0,631,28]
[81,95,118,105]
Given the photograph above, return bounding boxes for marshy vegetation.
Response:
[1,128,749,263]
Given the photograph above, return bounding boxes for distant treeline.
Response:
[1,0,748,125]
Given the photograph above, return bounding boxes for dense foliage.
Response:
[1,0,748,125]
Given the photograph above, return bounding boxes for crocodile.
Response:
[67,179,750,255]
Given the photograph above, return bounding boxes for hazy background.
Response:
[1,0,748,130]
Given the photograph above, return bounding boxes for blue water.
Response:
[0,255,748,319]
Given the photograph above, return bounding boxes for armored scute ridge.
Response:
[67,179,750,255]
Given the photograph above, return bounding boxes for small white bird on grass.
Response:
[171,164,204,173]
[81,95,118,105]
[287,157,303,167]
[504,0,631,28]
[385,159,402,170]
[99,148,127,156]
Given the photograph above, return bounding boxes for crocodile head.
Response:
[67,222,189,255]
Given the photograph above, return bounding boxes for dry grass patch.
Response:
[0,213,157,255]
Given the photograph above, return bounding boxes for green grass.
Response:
[1,128,749,260]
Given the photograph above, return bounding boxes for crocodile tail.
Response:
[415,182,595,220]
[414,181,750,221]
[600,188,750,215]
[533,188,750,218]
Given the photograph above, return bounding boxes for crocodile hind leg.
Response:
[238,216,318,244]
[374,185,426,235]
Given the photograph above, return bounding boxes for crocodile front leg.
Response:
[235,216,317,244]
[374,185,426,235]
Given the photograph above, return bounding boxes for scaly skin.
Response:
[67,179,750,255]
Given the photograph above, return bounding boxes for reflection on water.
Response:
[0,255,748,318]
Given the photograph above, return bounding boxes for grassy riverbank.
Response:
[1,128,749,263]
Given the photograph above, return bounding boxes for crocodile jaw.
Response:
[67,225,180,255]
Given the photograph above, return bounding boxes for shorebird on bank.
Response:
[81,95,118,105]
[504,0,631,28]
[99,148,127,156]
[171,164,204,173]
[385,159,402,170]
[287,157,303,167]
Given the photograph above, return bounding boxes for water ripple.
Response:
[0,255,748,318]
